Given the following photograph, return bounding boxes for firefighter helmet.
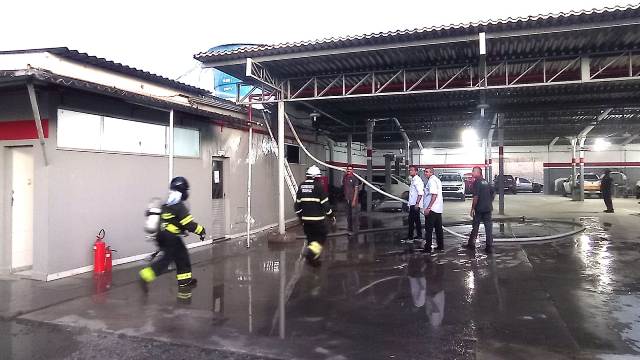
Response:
[306,165,321,178]
[170,176,190,199]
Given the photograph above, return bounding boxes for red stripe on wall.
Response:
[326,161,485,170]
[0,120,49,140]
[544,162,640,168]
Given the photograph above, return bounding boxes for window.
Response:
[57,109,102,150]
[519,178,531,184]
[439,174,463,182]
[57,109,200,157]
[286,144,300,164]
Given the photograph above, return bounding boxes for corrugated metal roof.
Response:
[195,4,640,62]
[0,68,246,119]
[1,47,212,96]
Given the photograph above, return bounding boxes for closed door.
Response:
[210,158,226,239]
[10,147,34,270]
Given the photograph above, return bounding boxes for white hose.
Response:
[284,114,585,244]
[285,114,406,203]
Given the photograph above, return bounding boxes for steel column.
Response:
[246,105,254,248]
[278,101,285,234]
[169,109,174,183]
[366,120,374,213]
[498,117,505,215]
[384,154,393,191]
[570,137,578,200]
[347,134,353,165]
[579,137,586,201]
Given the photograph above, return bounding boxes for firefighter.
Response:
[296,165,334,267]
[139,176,205,293]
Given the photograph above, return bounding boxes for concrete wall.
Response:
[0,88,325,279]
[0,89,52,279]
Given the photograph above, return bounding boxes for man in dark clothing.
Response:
[342,165,360,231]
[463,167,495,254]
[296,165,335,267]
[139,176,205,293]
[601,169,614,213]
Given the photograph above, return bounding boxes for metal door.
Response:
[10,147,34,271]
[210,158,226,239]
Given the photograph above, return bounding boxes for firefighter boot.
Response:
[177,272,198,289]
[138,267,156,294]
[304,241,323,267]
[177,288,193,305]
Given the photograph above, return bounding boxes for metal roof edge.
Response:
[194,3,640,61]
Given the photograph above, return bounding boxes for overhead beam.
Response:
[577,108,613,138]
[549,136,560,147]
[621,133,639,145]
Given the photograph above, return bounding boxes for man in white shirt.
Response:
[423,167,444,253]
[407,165,424,240]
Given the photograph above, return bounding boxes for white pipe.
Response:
[169,109,175,183]
[285,113,405,202]
[278,102,286,234]
[246,124,253,248]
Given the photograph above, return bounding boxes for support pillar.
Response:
[168,109,174,183]
[483,139,490,179]
[570,137,578,200]
[394,156,401,176]
[579,137,586,201]
[498,119,505,216]
[278,101,285,235]
[327,139,335,187]
[384,154,393,191]
[347,134,353,165]
[366,120,374,213]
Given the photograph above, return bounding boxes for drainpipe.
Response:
[26,83,48,166]
[168,109,175,183]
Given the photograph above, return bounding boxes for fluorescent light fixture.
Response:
[461,128,479,146]
[593,138,611,151]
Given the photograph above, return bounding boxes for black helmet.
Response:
[170,176,190,194]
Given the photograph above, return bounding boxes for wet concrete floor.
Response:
[2,195,640,359]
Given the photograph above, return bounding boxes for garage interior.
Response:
[3,5,640,360]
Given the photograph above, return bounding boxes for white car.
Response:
[438,172,466,201]
[562,173,601,197]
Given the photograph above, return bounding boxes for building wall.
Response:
[327,142,640,195]
[0,88,325,278]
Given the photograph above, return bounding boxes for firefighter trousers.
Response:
[303,220,328,246]
[151,232,193,285]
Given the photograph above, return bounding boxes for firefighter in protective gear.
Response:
[139,176,205,292]
[295,165,334,266]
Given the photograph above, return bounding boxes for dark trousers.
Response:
[468,211,493,248]
[408,205,422,239]
[424,212,444,250]
[603,191,614,211]
[303,221,328,246]
[346,201,358,231]
[151,232,192,285]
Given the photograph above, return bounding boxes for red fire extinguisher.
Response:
[104,246,116,272]
[93,229,106,274]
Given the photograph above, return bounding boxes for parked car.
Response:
[438,172,466,201]
[371,174,410,198]
[515,177,543,193]
[562,173,601,197]
[493,174,517,194]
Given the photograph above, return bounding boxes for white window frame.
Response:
[56,108,201,158]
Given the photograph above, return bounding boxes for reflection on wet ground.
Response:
[4,213,640,359]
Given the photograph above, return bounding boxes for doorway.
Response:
[210,157,227,239]
[9,146,35,271]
